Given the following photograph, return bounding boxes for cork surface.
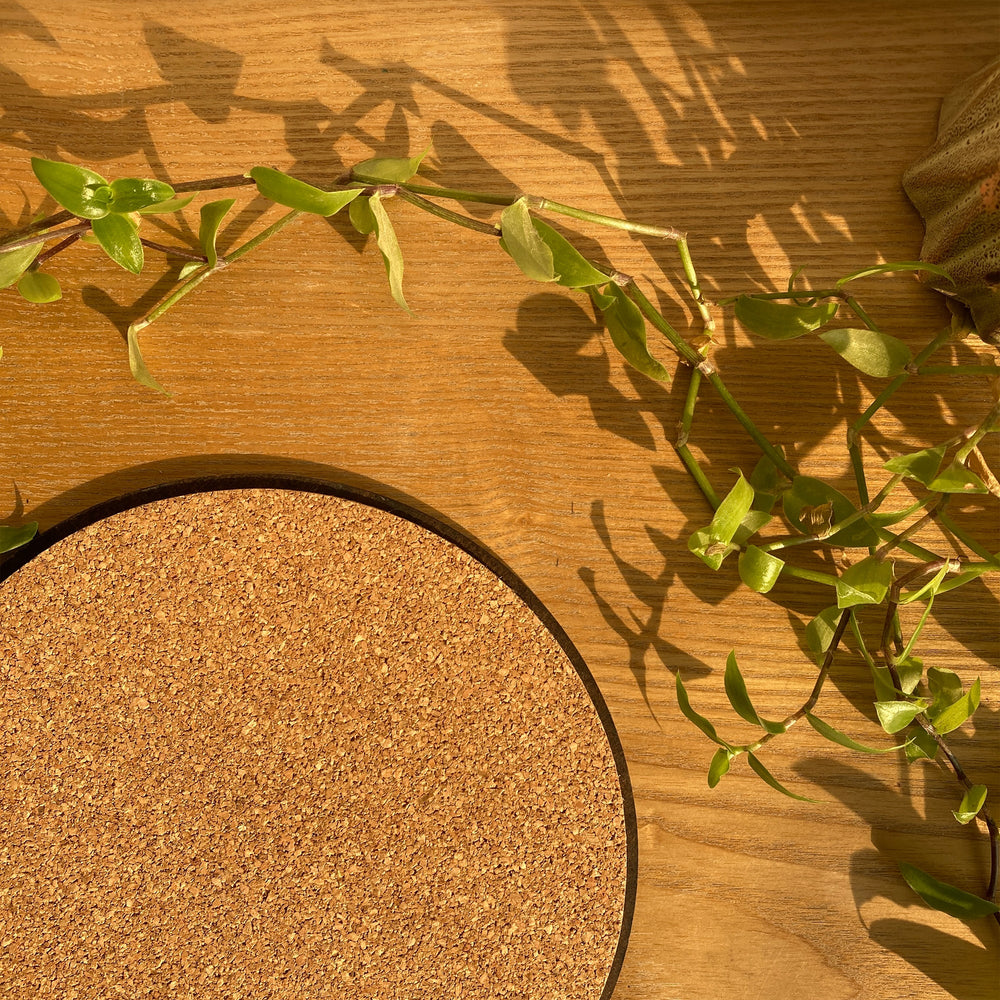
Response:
[0,489,628,998]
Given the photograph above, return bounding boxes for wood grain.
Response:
[1,2,998,997]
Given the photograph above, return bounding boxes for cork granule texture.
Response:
[0,489,627,999]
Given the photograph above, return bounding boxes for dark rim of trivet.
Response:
[0,471,637,998]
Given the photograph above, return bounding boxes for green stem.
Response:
[956,399,1000,464]
[393,188,501,236]
[675,236,715,333]
[782,565,840,588]
[844,294,879,331]
[131,209,301,333]
[359,177,515,207]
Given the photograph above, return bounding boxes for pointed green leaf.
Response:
[707,473,755,545]
[598,283,671,382]
[707,747,734,788]
[675,673,731,749]
[127,321,171,396]
[904,727,939,762]
[198,198,235,269]
[927,460,988,494]
[92,212,143,274]
[738,544,784,594]
[818,328,913,378]
[868,499,928,529]
[734,295,838,339]
[732,508,772,547]
[898,563,951,605]
[499,197,556,282]
[248,166,362,217]
[837,261,954,285]
[178,261,204,281]
[936,564,995,595]
[746,753,818,802]
[724,651,786,733]
[929,677,980,735]
[748,454,783,513]
[884,444,946,486]
[836,556,892,608]
[531,217,610,288]
[805,713,905,754]
[899,862,998,919]
[137,192,197,215]
[16,270,61,303]
[686,528,736,571]
[0,243,43,288]
[107,177,175,214]
[870,663,900,703]
[874,699,928,734]
[805,606,842,665]
[894,656,924,695]
[368,192,411,314]
[953,785,988,825]
[0,522,37,553]
[31,157,111,219]
[782,477,878,547]
[352,149,428,184]
[349,195,376,235]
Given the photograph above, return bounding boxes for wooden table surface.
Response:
[2,2,998,997]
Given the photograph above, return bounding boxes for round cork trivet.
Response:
[0,482,633,999]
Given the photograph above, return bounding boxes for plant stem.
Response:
[35,232,82,267]
[139,239,208,262]
[394,188,501,236]
[0,222,91,253]
[356,177,515,207]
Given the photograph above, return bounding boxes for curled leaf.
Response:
[137,192,197,215]
[675,673,732,749]
[883,444,946,486]
[746,753,818,802]
[874,699,928,734]
[199,198,235,269]
[531,217,610,288]
[804,606,842,665]
[595,283,671,383]
[835,555,892,608]
[349,195,376,235]
[724,651,786,733]
[899,862,998,919]
[369,192,411,314]
[734,295,838,339]
[818,328,913,377]
[953,785,988,825]
[738,544,784,594]
[928,677,980,735]
[707,747,734,788]
[127,321,171,397]
[805,713,905,754]
[927,460,988,494]
[782,476,877,547]
[837,261,954,285]
[499,197,555,282]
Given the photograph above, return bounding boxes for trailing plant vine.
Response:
[1,150,998,927]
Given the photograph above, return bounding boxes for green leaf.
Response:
[31,157,111,219]
[732,508,772,547]
[748,454,783,513]
[928,677,980,735]
[818,328,913,378]
[248,166,362,217]
[675,673,731,749]
[904,727,939,762]
[805,713,905,754]
[0,522,37,553]
[899,862,998,919]
[92,212,143,274]
[686,528,736,571]
[352,149,428,184]
[596,283,671,383]
[746,753,818,802]
[127,321,171,397]
[734,295,838,339]
[531,217,610,288]
[936,564,996,595]
[927,460,988,494]
[349,195,376,235]
[137,192,196,215]
[874,699,928,734]
[782,476,878,547]
[835,556,892,608]
[707,747,734,788]
[499,197,556,282]
[805,606,842,664]
[198,198,235,269]
[927,667,963,707]
[689,473,755,571]
[369,192,411,314]
[884,444,946,486]
[870,664,900,703]
[953,785,988,825]
[16,270,61,303]
[738,544,784,594]
[837,261,954,285]
[724,651,786,733]
[0,243,43,289]
[107,177,175,214]
[898,563,951,605]
[894,656,924,696]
